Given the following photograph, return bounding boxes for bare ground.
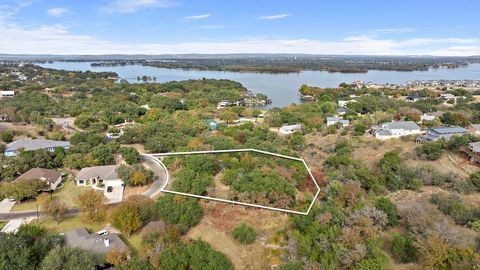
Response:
[186,201,290,270]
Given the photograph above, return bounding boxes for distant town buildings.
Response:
[4,139,70,157]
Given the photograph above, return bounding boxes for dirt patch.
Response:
[186,201,290,269]
[124,185,150,199]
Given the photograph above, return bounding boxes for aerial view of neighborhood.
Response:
[1,1,480,270]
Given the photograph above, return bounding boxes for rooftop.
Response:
[16,168,61,184]
[382,121,420,131]
[5,139,70,152]
[430,126,469,134]
[75,165,119,181]
[64,228,128,254]
[468,142,480,152]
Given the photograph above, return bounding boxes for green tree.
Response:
[375,197,398,226]
[157,195,202,233]
[75,189,106,222]
[111,202,143,236]
[120,147,140,164]
[40,247,104,270]
[391,233,417,263]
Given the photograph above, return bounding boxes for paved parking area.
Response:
[0,199,16,213]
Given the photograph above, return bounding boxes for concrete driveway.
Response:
[1,217,34,234]
[141,155,168,198]
[105,186,124,204]
[0,199,16,214]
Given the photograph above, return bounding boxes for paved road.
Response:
[141,155,168,198]
[0,208,80,221]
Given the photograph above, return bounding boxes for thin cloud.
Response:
[0,21,478,56]
[183,14,211,20]
[258,14,290,20]
[102,0,175,14]
[199,24,225,29]
[47,7,69,17]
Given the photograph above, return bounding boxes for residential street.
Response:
[0,208,80,221]
[141,155,168,198]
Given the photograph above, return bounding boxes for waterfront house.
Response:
[4,139,70,157]
[64,228,129,255]
[374,121,422,140]
[279,124,301,135]
[326,117,350,127]
[16,168,63,190]
[417,126,469,143]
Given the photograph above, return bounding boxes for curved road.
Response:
[141,154,168,198]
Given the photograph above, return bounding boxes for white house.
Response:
[374,121,422,140]
[0,91,15,97]
[216,100,230,109]
[75,165,124,204]
[420,113,436,122]
[326,117,350,127]
[279,124,302,135]
[338,99,356,108]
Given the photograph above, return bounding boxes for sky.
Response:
[0,0,479,55]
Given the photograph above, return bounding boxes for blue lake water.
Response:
[39,62,480,108]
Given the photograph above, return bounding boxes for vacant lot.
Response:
[163,150,316,212]
[186,201,289,270]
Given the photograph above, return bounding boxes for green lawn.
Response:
[39,215,105,234]
[123,232,144,255]
[11,180,90,212]
[0,221,7,230]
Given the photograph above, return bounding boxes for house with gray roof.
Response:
[75,165,124,204]
[417,126,470,143]
[64,228,129,255]
[374,121,422,140]
[463,141,480,164]
[4,139,70,157]
[326,117,350,127]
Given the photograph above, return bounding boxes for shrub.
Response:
[232,224,256,245]
[415,142,443,160]
[375,197,398,226]
[120,147,140,164]
[469,172,480,190]
[391,233,417,263]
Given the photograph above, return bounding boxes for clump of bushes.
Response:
[232,224,256,245]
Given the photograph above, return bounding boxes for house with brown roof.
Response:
[16,168,62,190]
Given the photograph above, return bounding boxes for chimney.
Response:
[104,238,110,247]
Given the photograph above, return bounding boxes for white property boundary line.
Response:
[146,149,321,215]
